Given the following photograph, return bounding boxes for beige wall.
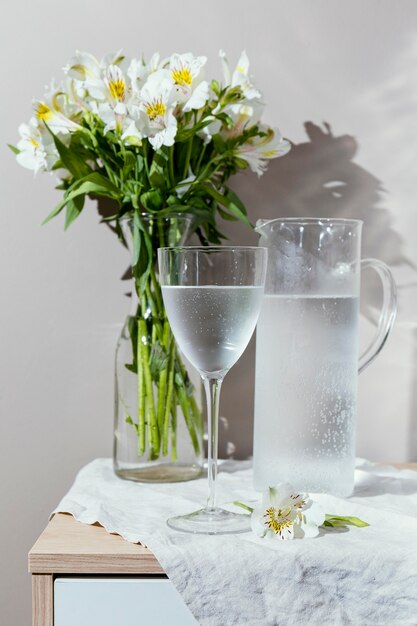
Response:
[1,0,416,622]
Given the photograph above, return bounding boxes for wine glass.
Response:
[158,246,267,534]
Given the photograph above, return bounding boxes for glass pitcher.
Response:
[253,218,397,496]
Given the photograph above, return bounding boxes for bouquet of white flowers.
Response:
[11,49,290,476]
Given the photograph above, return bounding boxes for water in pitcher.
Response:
[254,293,359,496]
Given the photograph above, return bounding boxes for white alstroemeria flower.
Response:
[251,485,299,541]
[121,119,143,146]
[294,499,326,539]
[219,50,261,101]
[16,119,58,174]
[33,98,82,135]
[64,49,124,82]
[128,53,164,94]
[65,50,127,104]
[98,101,142,144]
[168,53,209,112]
[32,79,83,135]
[140,70,177,149]
[86,64,130,106]
[93,65,144,143]
[236,125,291,176]
[104,65,128,105]
[43,79,84,122]
[219,102,264,144]
[251,483,325,541]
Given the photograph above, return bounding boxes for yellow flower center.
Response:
[146,99,166,120]
[70,63,88,78]
[35,102,53,121]
[108,78,125,101]
[171,66,192,87]
[29,137,40,149]
[264,507,293,536]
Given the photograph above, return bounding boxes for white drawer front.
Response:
[54,577,198,626]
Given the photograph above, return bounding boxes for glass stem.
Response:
[203,376,223,510]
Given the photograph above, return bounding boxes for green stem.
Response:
[168,145,175,187]
[150,263,164,313]
[145,281,158,320]
[162,339,175,456]
[127,218,205,464]
[157,322,170,433]
[174,345,203,436]
[136,319,146,456]
[171,391,178,461]
[142,139,151,183]
[182,136,193,179]
[139,319,160,459]
[176,382,200,456]
[195,142,207,174]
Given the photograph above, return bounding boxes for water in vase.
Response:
[254,293,359,496]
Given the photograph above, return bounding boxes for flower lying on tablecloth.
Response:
[235,483,369,542]
[251,484,326,541]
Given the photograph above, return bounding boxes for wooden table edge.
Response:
[29,512,164,575]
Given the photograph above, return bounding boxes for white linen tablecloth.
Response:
[53,459,417,626]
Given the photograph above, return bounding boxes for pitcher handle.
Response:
[358,258,397,374]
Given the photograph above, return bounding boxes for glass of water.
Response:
[158,246,267,534]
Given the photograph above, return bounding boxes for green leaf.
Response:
[324,515,369,528]
[148,148,169,188]
[136,154,145,175]
[132,211,142,267]
[42,199,67,224]
[322,520,348,528]
[64,194,85,230]
[220,86,244,107]
[140,189,163,212]
[204,185,251,227]
[234,157,250,170]
[217,207,238,222]
[214,112,234,129]
[232,501,254,514]
[125,415,138,432]
[210,79,220,96]
[51,159,64,171]
[212,134,227,154]
[122,151,137,179]
[149,342,169,378]
[202,221,226,244]
[176,117,215,143]
[45,125,91,179]
[225,187,248,215]
[42,172,120,225]
[55,182,67,190]
[166,194,180,206]
[131,213,153,293]
[7,143,20,155]
[137,231,153,293]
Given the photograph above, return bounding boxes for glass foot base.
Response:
[167,507,251,535]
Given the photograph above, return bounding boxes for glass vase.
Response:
[113,213,204,482]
